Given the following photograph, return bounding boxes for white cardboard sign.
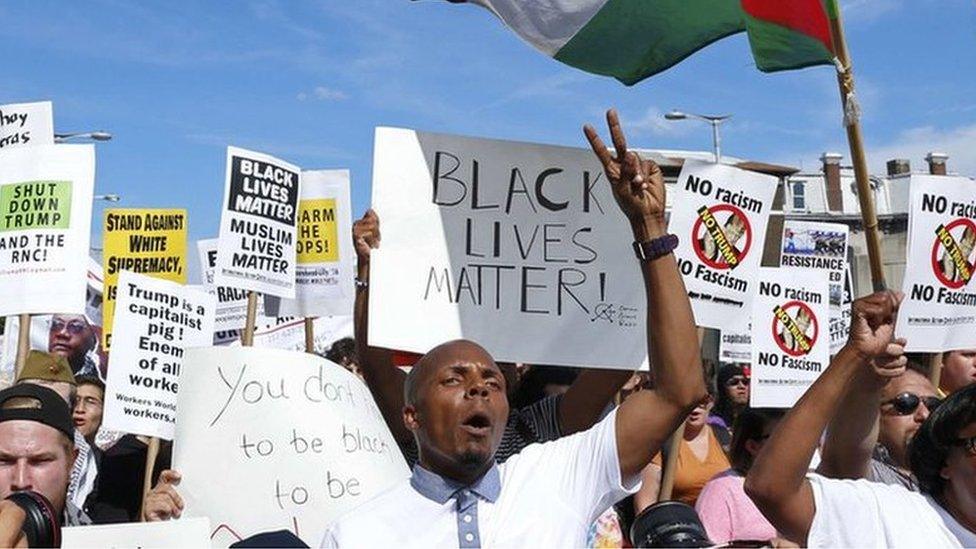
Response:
[0,101,54,150]
[897,175,976,351]
[214,147,301,298]
[62,517,211,548]
[779,220,850,353]
[719,328,751,363]
[670,160,777,330]
[750,267,830,408]
[174,347,409,547]
[102,271,216,439]
[369,127,645,369]
[0,144,94,316]
[266,169,355,318]
[198,238,256,331]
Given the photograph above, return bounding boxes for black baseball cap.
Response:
[0,384,74,440]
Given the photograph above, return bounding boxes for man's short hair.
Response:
[75,375,105,393]
[326,338,357,365]
[909,383,976,498]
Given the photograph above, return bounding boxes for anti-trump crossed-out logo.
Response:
[771,300,819,357]
[931,218,976,290]
[691,204,752,270]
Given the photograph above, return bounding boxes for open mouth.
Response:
[461,412,492,437]
[73,418,85,427]
[51,345,71,354]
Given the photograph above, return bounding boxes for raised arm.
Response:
[744,291,905,543]
[559,368,634,435]
[353,210,411,445]
[584,109,706,479]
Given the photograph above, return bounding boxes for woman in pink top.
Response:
[695,408,798,546]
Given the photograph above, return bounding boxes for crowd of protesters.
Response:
[0,111,974,547]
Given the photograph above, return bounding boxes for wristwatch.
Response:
[633,234,679,261]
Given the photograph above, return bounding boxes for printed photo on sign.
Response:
[214,146,301,298]
[102,208,188,349]
[268,169,355,318]
[368,127,645,369]
[1,258,106,384]
[897,175,976,351]
[0,145,94,317]
[670,160,778,331]
[0,101,54,150]
[174,347,408,546]
[101,271,216,440]
[751,267,830,408]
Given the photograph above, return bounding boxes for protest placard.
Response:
[265,169,354,318]
[896,175,976,351]
[197,238,257,332]
[102,271,215,439]
[0,101,53,150]
[0,145,94,317]
[62,517,211,548]
[174,346,409,546]
[669,160,777,330]
[369,127,645,369]
[214,147,301,298]
[779,220,850,353]
[719,328,751,363]
[750,267,830,408]
[102,209,187,349]
[1,258,106,384]
[829,268,854,353]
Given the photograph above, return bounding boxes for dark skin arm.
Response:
[353,209,411,446]
[584,109,706,479]
[744,291,905,543]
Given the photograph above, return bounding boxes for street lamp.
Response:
[664,110,731,163]
[94,194,121,202]
[54,131,113,143]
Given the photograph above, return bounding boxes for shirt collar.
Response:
[410,463,501,504]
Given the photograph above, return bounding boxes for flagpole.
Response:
[827,5,886,292]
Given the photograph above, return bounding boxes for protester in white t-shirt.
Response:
[745,291,976,547]
[321,109,707,548]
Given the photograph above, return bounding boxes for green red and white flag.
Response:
[442,0,838,85]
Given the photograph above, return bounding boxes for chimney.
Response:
[821,152,843,212]
[926,152,948,175]
[887,159,911,176]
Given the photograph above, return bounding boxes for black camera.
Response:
[6,490,61,548]
[631,500,713,548]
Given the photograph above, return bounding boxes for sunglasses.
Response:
[951,436,976,456]
[51,320,88,335]
[725,376,750,387]
[881,392,941,416]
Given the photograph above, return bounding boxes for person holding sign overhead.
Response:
[321,109,705,547]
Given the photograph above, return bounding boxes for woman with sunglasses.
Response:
[712,363,751,437]
[818,359,940,491]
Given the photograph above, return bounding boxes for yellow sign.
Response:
[102,208,188,349]
[296,198,338,264]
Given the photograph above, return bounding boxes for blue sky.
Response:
[3,0,975,279]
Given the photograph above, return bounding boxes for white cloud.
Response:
[296,86,348,102]
[868,123,976,177]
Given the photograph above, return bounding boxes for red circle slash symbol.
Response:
[771,300,819,357]
[691,204,752,271]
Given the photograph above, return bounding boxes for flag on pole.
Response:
[439,0,836,85]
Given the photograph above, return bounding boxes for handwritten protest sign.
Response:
[369,127,644,369]
[214,147,301,298]
[750,268,830,408]
[0,145,93,316]
[1,258,106,384]
[779,220,850,353]
[62,517,211,548]
[670,160,777,331]
[719,328,751,363]
[266,169,354,318]
[174,347,408,546]
[896,175,976,351]
[197,238,257,332]
[0,101,53,150]
[102,271,215,439]
[102,209,187,349]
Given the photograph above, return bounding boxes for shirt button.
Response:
[462,489,470,496]
[465,533,474,542]
[463,515,472,523]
